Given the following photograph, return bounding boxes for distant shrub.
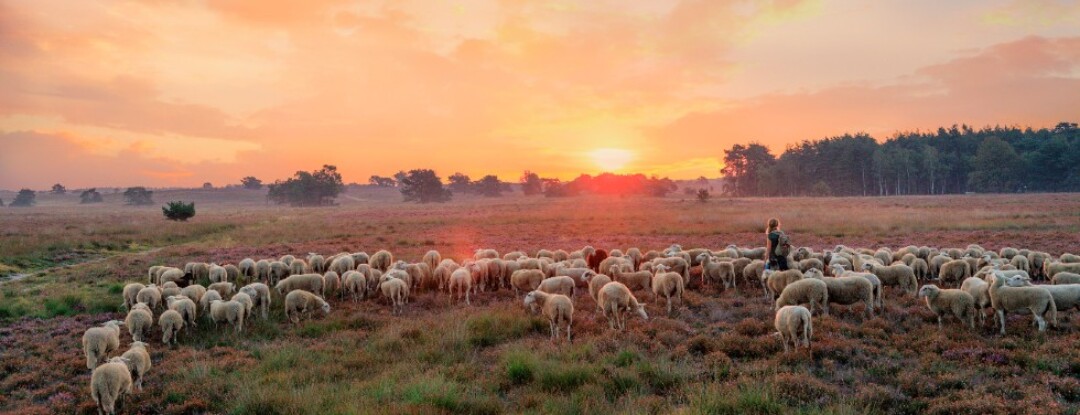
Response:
[267,165,345,206]
[520,171,542,195]
[474,175,504,197]
[399,169,452,203]
[51,183,66,194]
[240,176,263,190]
[79,188,103,204]
[123,187,154,205]
[163,201,196,221]
[10,189,36,207]
[696,188,710,203]
[202,182,213,189]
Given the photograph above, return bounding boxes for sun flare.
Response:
[588,148,634,172]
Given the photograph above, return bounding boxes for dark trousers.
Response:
[768,255,789,271]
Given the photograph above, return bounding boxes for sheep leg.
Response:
[997,310,1006,334]
[549,319,556,342]
[566,322,572,343]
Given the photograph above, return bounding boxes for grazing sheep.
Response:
[380,277,408,314]
[120,341,151,391]
[911,258,929,280]
[191,262,210,283]
[123,283,145,310]
[239,283,271,319]
[582,271,613,312]
[1052,272,1080,285]
[239,258,256,279]
[524,290,574,342]
[255,259,271,281]
[343,271,368,302]
[1061,253,1080,263]
[764,269,805,301]
[651,266,685,315]
[938,259,971,286]
[738,247,767,260]
[1028,252,1052,279]
[775,278,828,315]
[422,250,442,274]
[223,264,240,283]
[831,265,883,310]
[598,256,633,277]
[961,277,992,326]
[381,266,413,303]
[807,269,874,318]
[1048,262,1080,279]
[136,285,162,310]
[274,274,324,298]
[323,271,342,299]
[597,282,649,331]
[290,259,307,276]
[159,310,184,346]
[798,258,825,274]
[160,283,181,300]
[90,357,133,415]
[918,285,976,329]
[147,266,163,284]
[328,255,355,276]
[553,249,570,262]
[208,282,236,299]
[625,248,643,270]
[610,265,652,294]
[348,252,370,267]
[279,254,296,266]
[928,255,951,279]
[82,320,122,370]
[449,268,473,305]
[510,269,545,297]
[157,267,184,286]
[307,254,326,273]
[1003,275,1080,313]
[862,263,918,294]
[198,290,222,317]
[988,272,1057,334]
[166,295,197,328]
[744,260,766,289]
[538,276,576,298]
[125,304,153,343]
[208,264,227,283]
[1010,255,1031,275]
[588,249,609,272]
[269,261,290,285]
[209,299,246,333]
[369,250,394,272]
[774,306,812,352]
[653,256,690,281]
[504,251,527,262]
[698,254,736,291]
[231,292,254,318]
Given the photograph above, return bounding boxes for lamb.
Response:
[538,276,576,298]
[698,254,736,291]
[830,265,882,310]
[988,272,1057,334]
[1052,272,1080,285]
[774,306,812,352]
[123,283,145,310]
[328,255,355,276]
[597,282,648,331]
[806,269,874,318]
[274,274,325,298]
[159,310,184,345]
[82,320,122,370]
[763,269,804,301]
[239,283,271,319]
[449,267,473,305]
[209,299,246,333]
[1048,262,1080,279]
[199,290,222,316]
[369,250,394,272]
[125,303,154,342]
[862,263,918,294]
[120,341,151,391]
[166,295,197,328]
[307,254,326,273]
[343,271,368,302]
[918,285,976,329]
[380,277,408,314]
[208,282,236,299]
[651,266,685,315]
[208,264,227,283]
[582,271,613,312]
[523,290,574,342]
[960,277,992,326]
[775,278,828,315]
[510,269,545,297]
[136,285,162,310]
[90,357,133,415]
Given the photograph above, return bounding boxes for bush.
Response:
[240,176,263,190]
[123,187,154,205]
[51,183,66,194]
[163,201,196,221]
[520,171,542,195]
[696,188,710,203]
[10,189,36,207]
[474,175,504,197]
[399,169,452,203]
[267,165,344,206]
[79,188,103,204]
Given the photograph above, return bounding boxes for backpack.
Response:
[773,232,792,257]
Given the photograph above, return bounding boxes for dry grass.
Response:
[1,191,1079,414]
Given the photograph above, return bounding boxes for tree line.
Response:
[721,122,1080,197]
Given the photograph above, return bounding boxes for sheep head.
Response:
[320,300,331,314]
[1004,275,1033,287]
[635,304,649,321]
[805,268,824,279]
[861,263,874,271]
[579,270,595,283]
[917,285,939,298]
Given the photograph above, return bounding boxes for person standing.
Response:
[765,218,790,271]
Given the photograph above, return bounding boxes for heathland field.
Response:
[2,189,1080,414]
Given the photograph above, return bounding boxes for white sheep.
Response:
[328,255,355,276]
[538,275,576,298]
[774,305,812,352]
[763,269,804,301]
[124,303,154,343]
[274,274,324,298]
[82,320,122,370]
[775,278,828,315]
[1052,272,1080,285]
[208,264,227,283]
[1003,274,1080,314]
[523,290,574,342]
[343,271,367,302]
[207,282,236,299]
[322,271,342,300]
[510,269,544,297]
[988,272,1057,334]
[918,284,976,329]
[209,299,246,333]
[90,357,133,415]
[198,290,222,317]
[597,282,648,331]
[122,283,145,310]
[449,267,473,305]
[862,263,918,295]
[582,271,613,312]
[609,265,652,294]
[698,254,736,291]
[231,292,254,318]
[960,277,992,326]
[166,295,197,328]
[136,285,162,310]
[806,269,875,319]
[284,289,331,324]
[380,277,408,314]
[1048,262,1080,279]
[369,249,394,272]
[159,309,184,346]
[307,253,326,274]
[651,265,685,315]
[120,341,151,391]
[239,283,271,319]
[180,284,206,305]
[830,265,883,310]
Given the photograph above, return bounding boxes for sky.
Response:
[2,0,1080,189]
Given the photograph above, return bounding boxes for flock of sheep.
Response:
[79,244,1080,414]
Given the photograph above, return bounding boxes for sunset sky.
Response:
[2,0,1080,189]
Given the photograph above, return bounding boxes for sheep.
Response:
[609,265,652,295]
[1028,252,1052,279]
[807,269,874,318]
[554,264,594,280]
[504,251,526,262]
[239,283,271,319]
[369,250,394,272]
[538,276,576,298]
[422,250,442,274]
[597,282,648,331]
[1003,275,1080,313]
[239,258,256,279]
[510,269,545,297]
[653,256,690,281]
[281,290,329,325]
[209,299,246,333]
[343,271,367,302]
[268,261,290,285]
[911,258,930,280]
[774,306,812,352]
[82,320,122,370]
[255,259,271,281]
[581,271,613,312]
[1048,262,1080,279]
[322,271,342,299]
[862,263,918,294]
[190,262,210,283]
[988,272,1057,334]
[208,282,236,299]
[744,260,766,290]
[231,292,254,317]
[120,341,151,391]
[449,267,473,305]
[307,253,326,273]
[279,254,296,266]
[1061,253,1080,263]
[159,309,184,345]
[208,264,227,283]
[775,278,828,315]
[625,248,643,270]
[524,290,574,342]
[553,249,570,262]
[831,265,883,310]
[764,269,804,301]
[161,283,181,300]
[198,290,222,317]
[156,267,184,286]
[960,277,992,326]
[136,285,162,310]
[918,285,976,329]
[380,277,408,314]
[147,266,163,284]
[289,259,307,276]
[348,252,370,267]
[166,295,197,328]
[798,258,824,274]
[178,283,204,304]
[328,255,355,275]
[698,254,736,291]
[1008,255,1031,274]
[90,357,133,415]
[738,247,767,260]
[651,266,685,315]
[122,283,145,310]
[223,264,240,283]
[274,274,324,298]
[124,303,154,343]
[1052,272,1080,285]
[928,255,952,279]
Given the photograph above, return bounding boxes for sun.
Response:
[588,148,634,172]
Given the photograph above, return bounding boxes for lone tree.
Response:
[399,169,452,203]
[448,173,472,194]
[241,176,263,190]
[51,183,66,194]
[368,175,397,187]
[520,171,542,195]
[474,175,504,197]
[267,165,345,206]
[11,189,36,207]
[202,182,213,190]
[162,201,196,221]
[123,187,155,206]
[80,188,104,204]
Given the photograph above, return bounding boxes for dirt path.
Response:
[0,246,167,286]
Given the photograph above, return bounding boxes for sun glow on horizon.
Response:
[588,148,634,172]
